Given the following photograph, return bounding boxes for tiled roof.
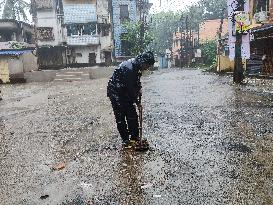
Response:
[64,4,97,24]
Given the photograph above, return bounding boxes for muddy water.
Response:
[0,69,273,204]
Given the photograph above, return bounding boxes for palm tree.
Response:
[1,0,30,22]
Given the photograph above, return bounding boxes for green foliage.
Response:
[149,11,181,55]
[121,21,154,56]
[2,0,30,22]
[200,40,217,66]
[149,0,227,55]
[184,4,204,30]
[9,41,26,49]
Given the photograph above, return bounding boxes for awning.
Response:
[0,50,32,56]
[251,24,273,33]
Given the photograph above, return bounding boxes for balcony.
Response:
[67,35,99,46]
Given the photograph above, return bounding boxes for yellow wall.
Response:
[217,55,234,72]
[0,59,10,83]
[217,55,247,72]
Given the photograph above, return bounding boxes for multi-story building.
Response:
[0,19,37,83]
[111,0,152,61]
[32,0,112,69]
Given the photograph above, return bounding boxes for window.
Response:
[25,32,33,43]
[120,5,129,22]
[37,27,54,40]
[67,23,97,36]
[98,25,110,36]
[101,27,110,36]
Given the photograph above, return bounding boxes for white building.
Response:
[32,0,112,69]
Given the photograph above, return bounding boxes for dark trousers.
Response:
[109,97,139,142]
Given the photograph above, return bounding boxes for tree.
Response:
[149,11,181,55]
[184,3,204,30]
[1,0,30,22]
[200,40,217,66]
[149,0,227,57]
[121,21,154,56]
[199,0,227,20]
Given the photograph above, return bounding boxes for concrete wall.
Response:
[8,56,23,74]
[74,46,99,64]
[0,52,38,83]
[23,53,38,72]
[36,10,64,46]
[97,0,109,21]
[100,36,112,51]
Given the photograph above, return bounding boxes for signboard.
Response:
[234,11,250,34]
[195,49,202,58]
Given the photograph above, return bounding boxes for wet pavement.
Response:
[0,68,273,205]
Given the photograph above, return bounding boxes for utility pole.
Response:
[180,14,184,68]
[217,8,225,71]
[185,15,189,67]
[189,21,192,67]
[233,0,245,84]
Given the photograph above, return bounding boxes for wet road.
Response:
[0,69,273,204]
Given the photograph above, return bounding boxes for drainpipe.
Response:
[109,0,115,62]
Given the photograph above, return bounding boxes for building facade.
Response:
[0,19,37,83]
[111,0,152,61]
[247,0,273,75]
[32,0,112,69]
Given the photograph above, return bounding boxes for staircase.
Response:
[54,70,90,82]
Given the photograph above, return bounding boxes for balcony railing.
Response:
[67,35,99,46]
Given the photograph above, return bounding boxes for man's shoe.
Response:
[129,138,141,147]
[135,140,149,151]
[122,140,133,149]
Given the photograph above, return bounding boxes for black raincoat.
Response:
[107,58,142,104]
[107,58,142,142]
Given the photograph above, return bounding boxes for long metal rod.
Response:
[138,105,143,143]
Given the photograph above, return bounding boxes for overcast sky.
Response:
[149,0,200,13]
[0,0,200,21]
